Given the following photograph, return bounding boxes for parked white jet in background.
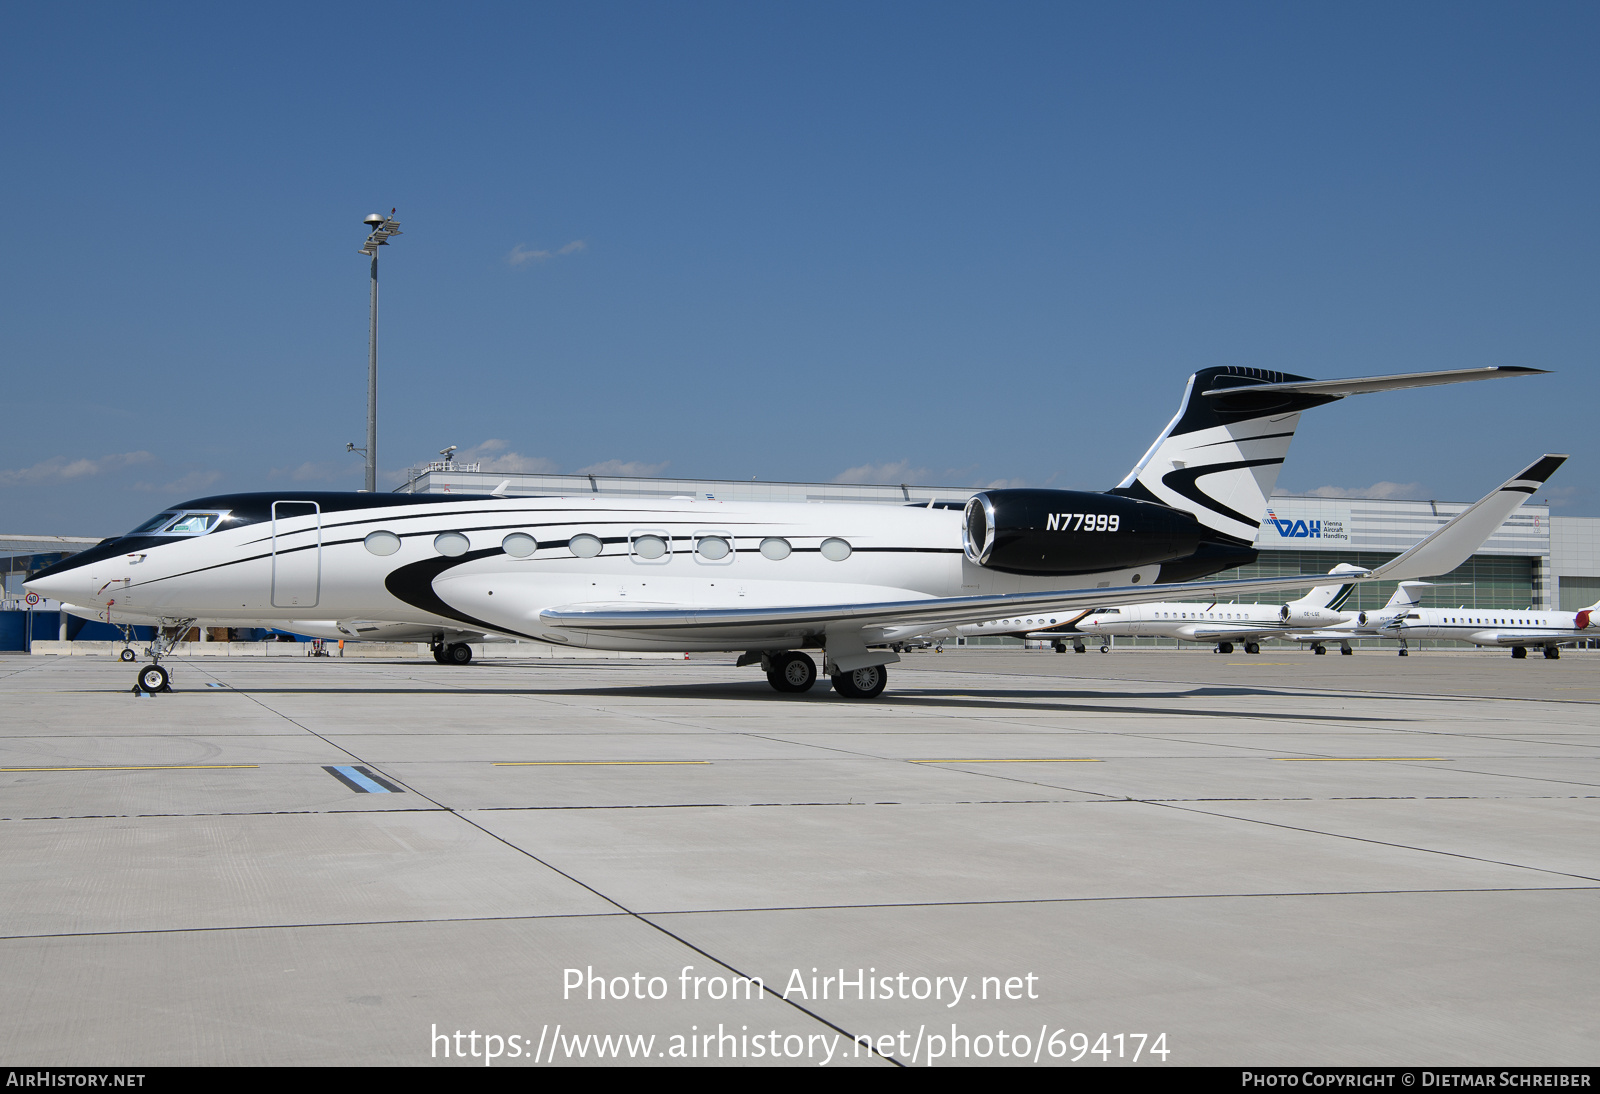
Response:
[1285,581,1432,655]
[1376,600,1600,658]
[1063,564,1365,654]
[29,365,1546,698]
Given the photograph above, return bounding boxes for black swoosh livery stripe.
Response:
[1159,458,1285,530]
[383,548,541,640]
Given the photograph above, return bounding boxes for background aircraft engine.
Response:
[962,489,1204,576]
[1279,604,1335,627]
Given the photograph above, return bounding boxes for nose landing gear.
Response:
[129,618,194,693]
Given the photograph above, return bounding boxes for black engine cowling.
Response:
[962,489,1207,577]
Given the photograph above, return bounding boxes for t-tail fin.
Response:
[1112,365,1546,545]
[1290,563,1368,612]
[1383,581,1433,611]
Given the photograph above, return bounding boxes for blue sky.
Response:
[3,2,1596,534]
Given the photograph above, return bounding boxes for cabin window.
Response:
[820,538,852,561]
[434,532,470,557]
[631,533,669,561]
[569,534,603,558]
[759,537,791,560]
[503,533,537,557]
[364,531,402,556]
[695,535,731,561]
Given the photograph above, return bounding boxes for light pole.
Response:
[353,210,402,493]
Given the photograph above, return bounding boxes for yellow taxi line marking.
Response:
[1226,662,1292,665]
[492,761,712,767]
[911,758,1103,764]
[0,764,259,772]
[1275,758,1449,762]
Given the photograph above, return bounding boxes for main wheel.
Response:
[1340,646,1353,655]
[1073,643,1086,653]
[1245,642,1260,655]
[432,648,447,663]
[766,651,817,693]
[1545,646,1561,659]
[831,664,887,699]
[1053,642,1066,653]
[1218,641,1234,654]
[1313,645,1326,655]
[1511,646,1527,659]
[137,664,169,693]
[1099,644,1109,653]
[446,643,473,664]
[1398,648,1409,657]
[119,647,136,662]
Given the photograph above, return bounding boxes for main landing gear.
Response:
[832,663,888,699]
[432,641,473,664]
[765,651,817,693]
[1511,646,1527,659]
[1312,643,1327,655]
[753,650,889,699]
[1215,641,1234,654]
[1543,646,1562,659]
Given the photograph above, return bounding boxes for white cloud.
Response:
[832,460,934,485]
[134,470,224,495]
[1300,481,1428,501]
[507,239,587,267]
[0,451,154,487]
[576,459,669,477]
[461,440,559,474]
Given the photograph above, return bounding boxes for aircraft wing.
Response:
[1365,454,1565,581]
[540,571,1391,639]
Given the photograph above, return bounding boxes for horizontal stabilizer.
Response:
[1200,366,1547,400]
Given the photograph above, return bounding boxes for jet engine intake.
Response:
[962,489,1204,576]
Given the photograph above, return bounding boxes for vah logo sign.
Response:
[1262,507,1350,543]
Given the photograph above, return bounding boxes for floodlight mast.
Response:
[357,210,402,492]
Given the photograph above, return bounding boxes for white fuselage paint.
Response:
[1068,600,1344,643]
[1379,607,1597,648]
[41,496,1155,652]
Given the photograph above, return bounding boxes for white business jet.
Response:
[1056,564,1367,654]
[1283,581,1434,655]
[28,365,1545,698]
[1373,600,1600,659]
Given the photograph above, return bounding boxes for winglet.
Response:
[1370,454,1566,582]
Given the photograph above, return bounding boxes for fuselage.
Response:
[1380,607,1596,647]
[1071,600,1345,642]
[27,491,1166,653]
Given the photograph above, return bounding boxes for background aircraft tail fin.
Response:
[1291,563,1368,611]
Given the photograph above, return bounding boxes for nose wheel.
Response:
[134,664,170,693]
[120,647,137,662]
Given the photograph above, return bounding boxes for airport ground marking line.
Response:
[1148,799,1600,885]
[0,764,259,772]
[1276,757,1450,762]
[492,760,712,766]
[910,758,1102,764]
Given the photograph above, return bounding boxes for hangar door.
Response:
[271,501,321,608]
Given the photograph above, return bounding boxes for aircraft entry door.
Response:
[271,501,321,609]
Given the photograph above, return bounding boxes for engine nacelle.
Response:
[1279,604,1341,627]
[963,490,1204,577]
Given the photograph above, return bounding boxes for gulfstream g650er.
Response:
[27,365,1548,698]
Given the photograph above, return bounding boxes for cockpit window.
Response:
[164,513,220,534]
[126,510,230,537]
[129,512,180,535]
